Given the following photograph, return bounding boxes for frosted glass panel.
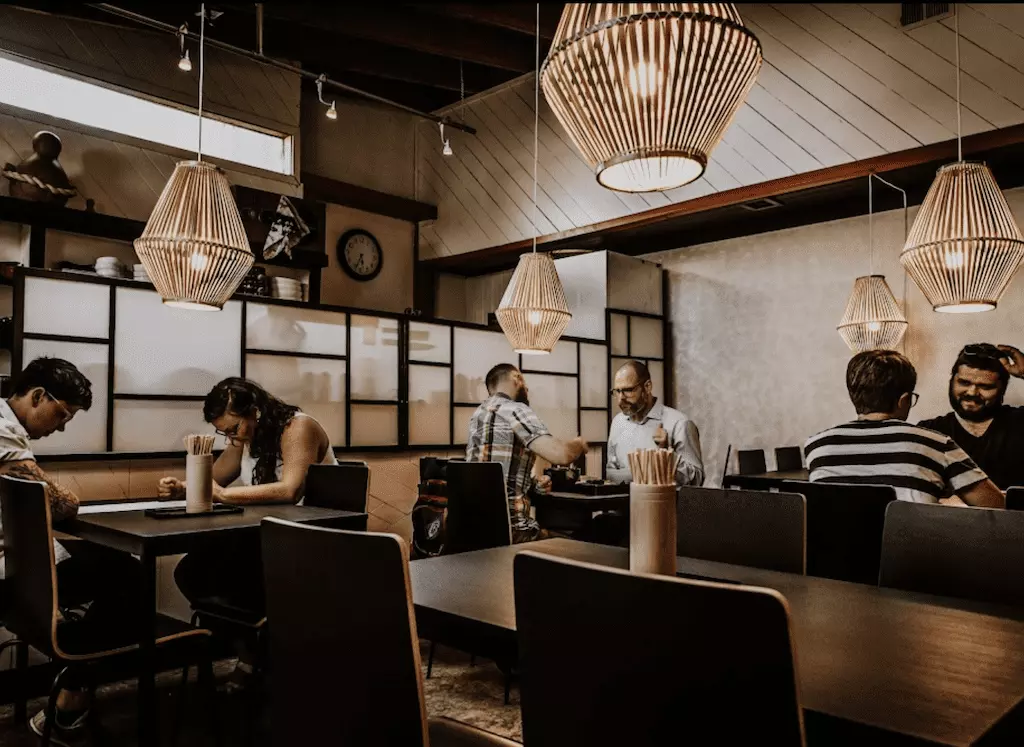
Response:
[580,343,608,408]
[113,400,222,452]
[409,322,451,364]
[584,447,604,481]
[630,316,664,359]
[527,374,578,441]
[350,315,399,400]
[409,365,450,445]
[520,340,577,375]
[245,354,346,446]
[115,288,242,395]
[23,339,108,455]
[453,328,516,403]
[610,314,628,356]
[24,277,109,339]
[453,406,477,446]
[246,303,346,356]
[649,360,665,405]
[581,410,609,443]
[610,357,630,411]
[350,405,398,446]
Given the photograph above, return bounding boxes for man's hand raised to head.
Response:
[997,345,1024,379]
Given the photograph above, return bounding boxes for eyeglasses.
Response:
[909,392,920,407]
[214,424,240,440]
[44,391,73,425]
[610,383,644,397]
[962,344,1007,360]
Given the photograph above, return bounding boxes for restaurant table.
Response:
[530,490,629,543]
[724,469,810,489]
[411,538,1024,745]
[65,501,367,747]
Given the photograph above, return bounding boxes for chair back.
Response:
[879,501,1024,606]
[779,480,896,584]
[775,446,803,472]
[303,462,369,513]
[515,552,805,747]
[1006,486,1024,511]
[262,519,427,747]
[677,487,806,574]
[0,476,58,654]
[737,449,767,475]
[444,461,511,554]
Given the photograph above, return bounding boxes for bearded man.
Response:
[919,343,1024,490]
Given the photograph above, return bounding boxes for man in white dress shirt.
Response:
[606,360,704,486]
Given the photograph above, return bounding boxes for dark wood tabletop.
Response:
[726,469,810,483]
[66,503,367,556]
[531,490,629,512]
[410,538,1024,745]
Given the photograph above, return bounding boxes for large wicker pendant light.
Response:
[540,4,762,193]
[496,5,571,354]
[135,4,252,311]
[900,8,1024,313]
[838,175,909,352]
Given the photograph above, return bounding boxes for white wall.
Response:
[647,186,1024,486]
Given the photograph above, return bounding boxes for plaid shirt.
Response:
[466,393,550,535]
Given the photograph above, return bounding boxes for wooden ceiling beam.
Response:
[410,3,563,38]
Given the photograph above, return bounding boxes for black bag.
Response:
[411,458,449,559]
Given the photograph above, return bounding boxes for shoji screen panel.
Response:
[23,276,109,339]
[113,400,223,452]
[351,404,399,446]
[453,405,477,446]
[114,288,242,395]
[349,315,400,401]
[245,303,347,356]
[23,339,108,455]
[409,364,450,446]
[409,322,451,364]
[245,354,347,447]
[453,328,517,404]
[609,313,629,356]
[526,373,579,442]
[520,340,578,374]
[629,316,664,359]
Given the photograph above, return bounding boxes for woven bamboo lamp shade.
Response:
[540,3,762,193]
[134,160,253,311]
[900,161,1024,313]
[837,275,908,353]
[496,253,572,355]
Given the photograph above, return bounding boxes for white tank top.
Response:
[238,413,338,502]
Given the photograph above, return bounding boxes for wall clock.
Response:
[337,229,383,282]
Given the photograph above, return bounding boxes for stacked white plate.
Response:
[95,256,125,279]
[133,263,151,284]
[271,276,303,301]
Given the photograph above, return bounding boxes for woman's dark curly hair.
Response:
[203,378,298,486]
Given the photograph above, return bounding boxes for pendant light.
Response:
[135,3,253,311]
[540,4,762,193]
[900,7,1024,313]
[838,174,909,353]
[496,5,571,354]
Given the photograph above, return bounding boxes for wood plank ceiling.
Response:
[415,4,1024,265]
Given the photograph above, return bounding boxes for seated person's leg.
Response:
[174,537,264,614]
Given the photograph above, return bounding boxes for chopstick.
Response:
[628,448,677,486]
[184,433,215,456]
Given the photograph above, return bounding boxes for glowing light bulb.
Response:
[866,321,882,333]
[944,250,965,269]
[190,252,208,272]
[326,101,338,120]
[178,49,192,72]
[527,310,542,326]
[627,61,663,99]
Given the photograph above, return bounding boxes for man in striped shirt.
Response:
[805,350,1004,508]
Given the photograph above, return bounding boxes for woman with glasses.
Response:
[158,378,337,641]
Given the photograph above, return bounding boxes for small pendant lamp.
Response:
[900,7,1024,313]
[541,4,762,193]
[838,174,908,353]
[135,3,253,311]
[496,5,571,354]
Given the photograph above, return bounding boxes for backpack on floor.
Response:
[411,457,449,559]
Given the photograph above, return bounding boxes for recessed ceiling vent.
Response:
[900,3,952,30]
[739,197,784,212]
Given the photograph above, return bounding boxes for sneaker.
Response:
[29,708,89,746]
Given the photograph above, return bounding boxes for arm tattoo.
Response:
[0,461,80,522]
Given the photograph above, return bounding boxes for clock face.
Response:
[338,230,383,281]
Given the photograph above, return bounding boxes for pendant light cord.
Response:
[955,5,962,162]
[197,2,205,162]
[868,174,874,275]
[532,2,540,253]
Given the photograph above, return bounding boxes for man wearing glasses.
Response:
[918,343,1024,490]
[805,350,1004,507]
[606,360,704,486]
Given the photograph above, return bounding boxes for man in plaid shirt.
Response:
[467,363,589,543]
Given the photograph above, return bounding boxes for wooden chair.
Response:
[303,462,369,514]
[444,461,512,554]
[737,449,767,475]
[1006,486,1024,511]
[879,501,1024,606]
[261,518,518,747]
[514,551,805,747]
[775,446,804,472]
[677,487,806,574]
[0,476,214,746]
[779,480,897,585]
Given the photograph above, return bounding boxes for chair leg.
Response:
[41,666,72,747]
[426,641,436,679]
[0,639,30,724]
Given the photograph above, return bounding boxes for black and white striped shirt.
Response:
[804,419,988,504]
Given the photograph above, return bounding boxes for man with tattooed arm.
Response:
[0,358,143,744]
